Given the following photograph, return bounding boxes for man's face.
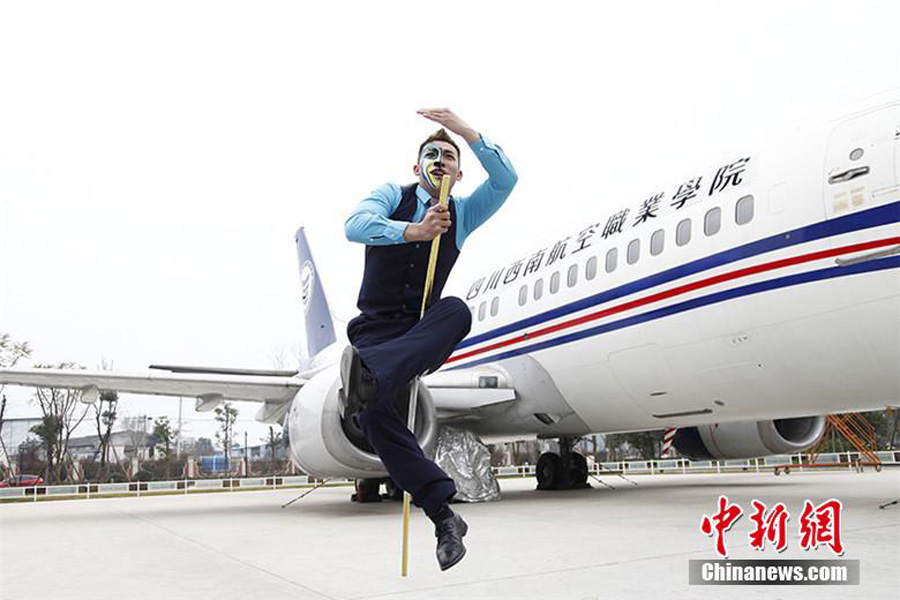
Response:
[414,141,462,195]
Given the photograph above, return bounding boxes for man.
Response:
[342,108,517,570]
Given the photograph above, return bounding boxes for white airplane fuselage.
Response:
[433,99,900,440]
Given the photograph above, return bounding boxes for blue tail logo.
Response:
[295,227,337,359]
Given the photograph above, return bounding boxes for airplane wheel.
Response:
[536,452,561,490]
[565,452,589,489]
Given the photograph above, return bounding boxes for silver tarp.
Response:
[433,426,501,502]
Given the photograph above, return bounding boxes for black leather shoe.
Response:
[435,513,468,571]
[340,345,377,412]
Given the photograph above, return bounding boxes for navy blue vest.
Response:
[356,184,460,316]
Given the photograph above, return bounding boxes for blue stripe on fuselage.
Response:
[457,201,900,351]
[448,255,900,370]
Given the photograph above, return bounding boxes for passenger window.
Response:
[567,264,578,287]
[736,195,754,225]
[627,239,640,265]
[490,296,499,317]
[534,278,544,300]
[650,229,664,256]
[676,218,691,246]
[585,256,597,280]
[550,271,560,294]
[478,301,486,321]
[704,207,721,236]
[518,285,528,306]
[605,248,618,273]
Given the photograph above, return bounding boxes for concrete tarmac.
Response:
[1,470,898,600]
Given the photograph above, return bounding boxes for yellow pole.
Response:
[418,175,452,317]
[401,174,451,577]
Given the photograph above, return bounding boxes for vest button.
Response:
[409,263,415,268]
[404,283,410,289]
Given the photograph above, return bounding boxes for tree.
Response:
[31,363,90,483]
[193,437,214,458]
[16,439,42,475]
[93,390,119,480]
[214,403,238,472]
[605,430,663,461]
[887,408,898,450]
[0,394,7,472]
[90,360,119,481]
[0,334,32,468]
[152,416,178,478]
[30,415,61,475]
[261,425,283,474]
[0,333,32,372]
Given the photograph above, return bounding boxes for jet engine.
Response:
[285,365,439,478]
[672,416,826,460]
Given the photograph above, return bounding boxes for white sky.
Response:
[1,1,898,445]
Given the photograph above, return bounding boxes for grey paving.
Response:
[1,470,898,600]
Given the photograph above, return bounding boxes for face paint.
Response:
[419,143,443,189]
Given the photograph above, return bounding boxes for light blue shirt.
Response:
[344,135,517,249]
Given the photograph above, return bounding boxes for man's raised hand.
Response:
[417,108,480,144]
[403,203,452,242]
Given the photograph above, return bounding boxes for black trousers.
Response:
[347,296,472,518]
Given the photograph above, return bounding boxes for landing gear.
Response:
[351,478,406,502]
[351,478,383,502]
[536,438,590,490]
[536,452,561,490]
[564,452,590,489]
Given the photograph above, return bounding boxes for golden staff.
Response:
[401,173,451,577]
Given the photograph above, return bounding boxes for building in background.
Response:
[0,417,42,469]
[67,430,154,462]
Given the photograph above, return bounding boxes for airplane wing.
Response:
[1,363,516,422]
[0,367,310,423]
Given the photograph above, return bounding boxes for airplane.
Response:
[2,92,898,496]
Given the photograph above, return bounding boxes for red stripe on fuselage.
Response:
[447,236,900,365]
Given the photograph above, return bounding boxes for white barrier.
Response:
[97,483,129,494]
[0,474,334,503]
[2,451,896,503]
[515,451,899,480]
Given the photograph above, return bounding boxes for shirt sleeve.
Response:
[344,183,408,245]
[456,135,518,248]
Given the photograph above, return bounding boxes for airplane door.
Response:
[824,104,899,219]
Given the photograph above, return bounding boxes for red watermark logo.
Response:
[700,496,844,557]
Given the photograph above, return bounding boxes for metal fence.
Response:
[2,451,897,503]
[498,450,900,478]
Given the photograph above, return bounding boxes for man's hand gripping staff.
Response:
[403,202,451,242]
